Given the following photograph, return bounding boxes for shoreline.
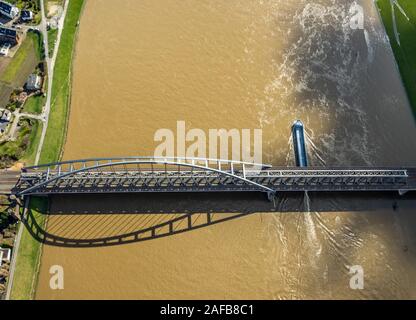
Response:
[56,1,86,163]
[38,0,86,164]
[6,0,416,300]
[8,0,86,300]
[375,0,416,118]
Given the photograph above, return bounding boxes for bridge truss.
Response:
[13,157,416,197]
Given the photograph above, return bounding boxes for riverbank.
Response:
[9,198,46,300]
[39,0,84,164]
[8,0,85,299]
[376,0,416,116]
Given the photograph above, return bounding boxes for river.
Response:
[35,0,416,299]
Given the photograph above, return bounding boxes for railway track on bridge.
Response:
[4,157,416,197]
[0,171,20,195]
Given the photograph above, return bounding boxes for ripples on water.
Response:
[35,0,416,299]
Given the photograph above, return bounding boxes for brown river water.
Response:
[35,0,416,299]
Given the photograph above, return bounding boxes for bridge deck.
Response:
[12,165,416,196]
[0,171,20,195]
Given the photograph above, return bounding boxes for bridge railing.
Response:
[12,157,416,197]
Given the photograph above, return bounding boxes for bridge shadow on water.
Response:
[23,191,416,248]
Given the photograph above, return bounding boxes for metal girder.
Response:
[15,157,275,196]
[12,157,416,196]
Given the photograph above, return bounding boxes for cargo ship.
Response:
[291,120,308,167]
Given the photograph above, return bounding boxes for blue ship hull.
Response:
[292,120,308,167]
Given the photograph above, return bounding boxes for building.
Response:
[0,26,19,45]
[0,109,11,134]
[26,74,42,91]
[21,10,33,22]
[0,121,8,134]
[0,247,11,267]
[0,109,11,121]
[0,1,19,19]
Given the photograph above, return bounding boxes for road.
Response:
[0,107,44,142]
[34,0,69,165]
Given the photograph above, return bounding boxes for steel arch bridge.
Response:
[11,157,416,198]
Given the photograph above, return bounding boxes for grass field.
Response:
[377,0,416,115]
[0,119,39,168]
[0,84,14,110]
[30,30,45,62]
[47,28,58,57]
[0,31,43,107]
[0,32,41,86]
[0,31,44,168]
[23,94,44,114]
[9,197,47,300]
[21,120,43,165]
[39,0,84,164]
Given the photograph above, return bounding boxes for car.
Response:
[0,43,11,56]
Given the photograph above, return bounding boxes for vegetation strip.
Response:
[9,0,85,300]
[39,0,84,164]
[377,0,416,115]
[9,197,46,300]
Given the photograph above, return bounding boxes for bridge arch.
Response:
[17,157,276,197]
